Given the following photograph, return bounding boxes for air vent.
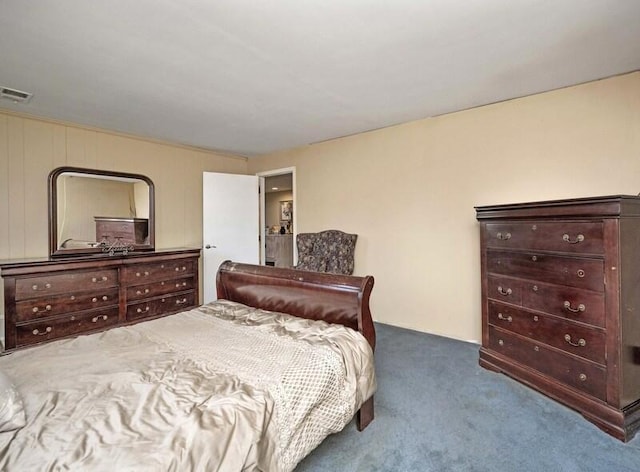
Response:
[0,86,33,103]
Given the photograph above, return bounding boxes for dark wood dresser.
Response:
[476,196,640,442]
[1,248,200,351]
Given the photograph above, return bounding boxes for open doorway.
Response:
[257,167,296,267]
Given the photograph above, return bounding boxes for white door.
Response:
[203,172,259,303]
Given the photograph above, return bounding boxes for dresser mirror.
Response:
[49,166,155,257]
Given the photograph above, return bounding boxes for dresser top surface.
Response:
[476,195,640,220]
[0,247,200,273]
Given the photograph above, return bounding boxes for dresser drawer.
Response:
[15,287,119,322]
[484,221,604,254]
[488,326,606,401]
[487,276,522,305]
[15,269,118,300]
[126,276,196,301]
[126,291,196,322]
[521,281,605,328]
[488,301,606,364]
[487,250,604,292]
[122,259,196,285]
[16,307,119,347]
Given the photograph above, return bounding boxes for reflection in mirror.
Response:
[49,167,155,257]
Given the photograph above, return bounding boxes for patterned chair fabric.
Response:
[295,230,358,275]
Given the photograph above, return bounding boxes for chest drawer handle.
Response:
[136,306,150,313]
[564,334,586,347]
[562,233,585,244]
[497,286,512,296]
[176,282,187,288]
[497,313,512,322]
[92,315,109,323]
[496,232,511,241]
[92,276,108,283]
[563,301,586,313]
[31,304,53,313]
[136,288,150,295]
[32,327,52,336]
[136,271,150,277]
[32,283,51,290]
[176,298,188,305]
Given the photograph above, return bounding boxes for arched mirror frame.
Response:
[48,166,155,257]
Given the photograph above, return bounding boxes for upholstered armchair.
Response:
[295,230,358,275]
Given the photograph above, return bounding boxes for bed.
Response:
[0,261,376,471]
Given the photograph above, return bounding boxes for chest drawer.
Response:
[488,326,606,401]
[16,307,119,347]
[484,221,604,254]
[521,281,605,328]
[487,250,604,292]
[122,259,196,285]
[15,269,118,300]
[488,301,606,364]
[126,276,196,301]
[126,291,196,322]
[15,287,119,322]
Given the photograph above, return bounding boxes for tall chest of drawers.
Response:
[1,248,200,351]
[476,196,640,442]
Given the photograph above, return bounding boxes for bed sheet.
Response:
[0,300,376,472]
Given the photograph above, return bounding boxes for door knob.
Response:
[205,244,217,249]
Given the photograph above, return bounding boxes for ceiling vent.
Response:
[0,86,33,103]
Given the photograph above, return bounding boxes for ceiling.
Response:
[1,1,639,157]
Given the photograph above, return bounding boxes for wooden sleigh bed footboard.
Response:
[216,260,376,430]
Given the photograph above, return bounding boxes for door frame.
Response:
[256,166,297,266]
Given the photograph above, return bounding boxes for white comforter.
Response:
[0,300,376,471]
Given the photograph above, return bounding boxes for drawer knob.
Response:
[136,288,150,295]
[498,339,504,346]
[176,282,187,288]
[563,301,586,313]
[533,345,539,352]
[576,269,585,278]
[497,313,512,322]
[496,232,511,241]
[92,276,108,283]
[579,373,587,382]
[32,327,52,336]
[562,233,585,244]
[533,315,539,322]
[92,297,98,302]
[92,315,109,322]
[531,255,538,262]
[176,298,188,305]
[497,286,512,296]
[136,306,150,313]
[46,305,51,311]
[564,334,586,347]
[102,296,108,301]
[32,307,39,313]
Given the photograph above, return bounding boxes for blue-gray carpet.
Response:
[297,323,640,471]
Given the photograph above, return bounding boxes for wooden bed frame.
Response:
[216,260,376,430]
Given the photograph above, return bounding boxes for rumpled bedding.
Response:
[0,300,376,472]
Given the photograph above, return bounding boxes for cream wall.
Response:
[248,72,640,343]
[0,111,248,344]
